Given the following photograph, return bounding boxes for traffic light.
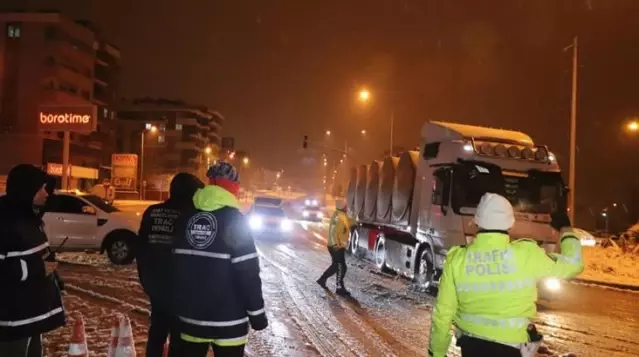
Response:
[303,135,308,149]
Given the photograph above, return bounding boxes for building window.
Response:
[159,124,166,132]
[145,123,153,130]
[7,24,21,38]
[158,135,165,144]
[175,123,183,131]
[103,108,108,118]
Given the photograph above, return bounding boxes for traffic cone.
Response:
[114,314,136,357]
[162,339,169,357]
[68,312,89,357]
[106,314,122,357]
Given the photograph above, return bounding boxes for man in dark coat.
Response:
[137,173,204,357]
[0,164,66,357]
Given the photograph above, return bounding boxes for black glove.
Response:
[550,211,571,231]
[249,313,268,331]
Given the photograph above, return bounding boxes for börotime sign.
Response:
[38,105,97,133]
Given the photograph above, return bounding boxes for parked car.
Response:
[43,192,139,264]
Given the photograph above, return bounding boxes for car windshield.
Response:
[253,206,286,217]
[81,194,120,213]
[453,166,563,214]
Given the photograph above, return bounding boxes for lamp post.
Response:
[357,88,393,155]
[140,124,158,199]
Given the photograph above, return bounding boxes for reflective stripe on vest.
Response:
[173,249,231,260]
[456,278,536,293]
[247,308,265,316]
[231,252,258,263]
[0,307,64,327]
[178,315,248,327]
[459,313,529,329]
[0,242,49,260]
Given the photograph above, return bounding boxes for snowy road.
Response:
[43,203,639,356]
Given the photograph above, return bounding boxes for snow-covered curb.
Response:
[578,246,639,289]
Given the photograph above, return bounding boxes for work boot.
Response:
[316,278,328,289]
[335,288,351,296]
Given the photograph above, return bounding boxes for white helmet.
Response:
[474,193,515,231]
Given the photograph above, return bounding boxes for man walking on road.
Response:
[428,193,584,357]
[137,173,204,357]
[0,164,66,357]
[317,199,355,296]
[170,162,267,357]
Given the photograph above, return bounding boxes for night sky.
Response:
[5,0,639,226]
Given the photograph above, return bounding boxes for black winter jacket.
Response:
[172,186,267,342]
[0,167,65,341]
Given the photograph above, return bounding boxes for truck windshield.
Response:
[452,169,563,214]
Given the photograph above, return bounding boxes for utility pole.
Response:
[389,109,395,156]
[568,36,578,222]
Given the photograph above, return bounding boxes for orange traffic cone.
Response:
[107,314,122,357]
[162,339,170,357]
[68,312,89,357]
[113,314,136,357]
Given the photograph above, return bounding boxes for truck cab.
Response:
[349,121,567,293]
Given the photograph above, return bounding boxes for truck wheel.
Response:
[105,231,136,265]
[415,248,435,289]
[374,236,390,272]
[349,229,359,256]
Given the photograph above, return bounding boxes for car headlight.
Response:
[249,215,263,230]
[317,212,324,219]
[543,278,561,292]
[581,238,597,247]
[305,199,311,205]
[281,219,293,232]
[312,200,318,206]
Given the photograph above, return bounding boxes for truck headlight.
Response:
[312,200,318,206]
[249,215,263,230]
[303,210,310,217]
[281,219,293,232]
[543,278,561,292]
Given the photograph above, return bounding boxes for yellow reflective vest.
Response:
[327,210,354,248]
[428,231,584,357]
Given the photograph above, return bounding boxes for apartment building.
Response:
[116,98,223,191]
[0,11,119,189]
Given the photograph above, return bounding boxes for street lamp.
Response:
[361,129,367,136]
[325,130,331,136]
[358,89,370,103]
[627,121,639,132]
[140,124,158,199]
[204,146,212,155]
[243,157,249,166]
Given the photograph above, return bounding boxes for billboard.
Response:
[111,154,138,191]
[38,105,97,133]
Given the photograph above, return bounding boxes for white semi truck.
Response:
[346,121,568,293]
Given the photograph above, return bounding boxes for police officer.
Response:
[317,199,355,296]
[428,193,584,357]
[170,162,267,357]
[137,173,204,357]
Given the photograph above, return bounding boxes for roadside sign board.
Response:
[111,154,138,191]
[38,105,97,133]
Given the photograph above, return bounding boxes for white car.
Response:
[247,203,294,236]
[43,192,139,265]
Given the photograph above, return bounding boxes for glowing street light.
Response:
[204,146,212,155]
[627,121,639,132]
[361,129,367,136]
[358,89,370,103]
[243,157,249,165]
[325,130,331,136]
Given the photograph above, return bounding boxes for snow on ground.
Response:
[578,246,639,287]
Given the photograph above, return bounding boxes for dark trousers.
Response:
[319,247,347,289]
[147,300,178,357]
[169,341,245,357]
[458,336,521,357]
[0,335,42,357]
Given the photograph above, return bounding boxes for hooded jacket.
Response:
[137,173,203,307]
[172,185,267,346]
[0,164,65,341]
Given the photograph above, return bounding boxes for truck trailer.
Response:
[346,121,568,293]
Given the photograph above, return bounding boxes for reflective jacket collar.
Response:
[192,185,240,212]
[473,231,510,246]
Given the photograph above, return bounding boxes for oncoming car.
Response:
[42,192,139,265]
[248,203,294,236]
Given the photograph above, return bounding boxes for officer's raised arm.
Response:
[524,211,584,280]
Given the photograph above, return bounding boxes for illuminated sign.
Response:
[38,105,97,133]
[111,154,138,191]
